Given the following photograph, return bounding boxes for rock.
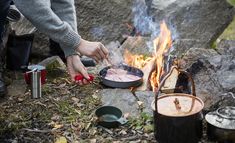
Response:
[38,56,67,79]
[218,71,235,92]
[181,48,222,110]
[192,65,223,111]
[217,39,235,56]
[120,37,151,56]
[38,56,66,71]
[181,48,218,70]
[98,89,139,116]
[135,91,155,114]
[207,55,223,70]
[148,0,234,55]
[75,0,133,44]
[181,40,235,110]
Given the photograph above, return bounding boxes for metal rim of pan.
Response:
[99,64,144,88]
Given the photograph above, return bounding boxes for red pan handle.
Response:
[74,74,94,82]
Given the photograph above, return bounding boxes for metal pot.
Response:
[99,64,143,88]
[152,66,204,143]
[95,106,128,128]
[206,106,235,143]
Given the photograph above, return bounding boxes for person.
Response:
[0,0,11,96]
[13,0,109,85]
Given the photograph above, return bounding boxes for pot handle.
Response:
[155,66,196,113]
[116,117,128,125]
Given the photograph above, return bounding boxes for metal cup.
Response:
[31,70,42,99]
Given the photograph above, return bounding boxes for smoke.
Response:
[132,0,159,38]
[105,41,123,65]
[132,0,178,53]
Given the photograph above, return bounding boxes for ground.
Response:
[0,0,234,142]
[0,66,157,143]
[0,61,218,143]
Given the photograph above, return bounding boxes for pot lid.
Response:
[152,93,204,117]
[205,106,235,130]
[28,65,45,70]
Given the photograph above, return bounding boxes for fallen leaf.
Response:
[92,93,98,99]
[143,124,154,133]
[53,123,63,130]
[124,113,130,118]
[119,130,127,135]
[89,139,97,143]
[85,123,91,130]
[17,97,24,102]
[51,115,61,121]
[71,97,80,103]
[55,136,67,143]
[58,83,66,88]
[137,101,144,106]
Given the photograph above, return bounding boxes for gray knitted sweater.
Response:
[13,0,80,57]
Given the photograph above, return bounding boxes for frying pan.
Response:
[99,64,144,88]
[95,106,128,128]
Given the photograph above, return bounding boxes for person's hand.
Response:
[76,39,109,63]
[66,55,90,85]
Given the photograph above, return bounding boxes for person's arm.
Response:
[13,0,80,57]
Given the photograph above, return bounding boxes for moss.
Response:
[227,0,235,6]
[210,41,217,50]
[219,16,235,40]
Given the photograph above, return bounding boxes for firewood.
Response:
[161,67,179,93]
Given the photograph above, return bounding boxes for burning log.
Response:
[137,58,157,91]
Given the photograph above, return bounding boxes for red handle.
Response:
[74,74,94,82]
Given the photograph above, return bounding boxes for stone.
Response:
[98,89,139,117]
[217,39,235,56]
[207,55,223,70]
[149,0,234,55]
[181,48,222,110]
[181,40,235,110]
[218,71,235,92]
[38,56,66,71]
[181,48,218,70]
[120,37,151,56]
[135,91,155,114]
[38,56,67,79]
[75,0,133,44]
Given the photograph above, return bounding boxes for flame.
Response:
[124,21,172,92]
[124,50,152,69]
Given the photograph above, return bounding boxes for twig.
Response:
[21,128,51,133]
[69,84,78,90]
[97,125,113,135]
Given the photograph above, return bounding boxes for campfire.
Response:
[124,21,173,93]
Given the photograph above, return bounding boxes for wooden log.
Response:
[137,58,156,91]
[161,67,179,93]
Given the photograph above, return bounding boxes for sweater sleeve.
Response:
[13,0,80,57]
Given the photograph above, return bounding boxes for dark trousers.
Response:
[0,0,11,43]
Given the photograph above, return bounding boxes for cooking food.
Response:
[105,68,141,82]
